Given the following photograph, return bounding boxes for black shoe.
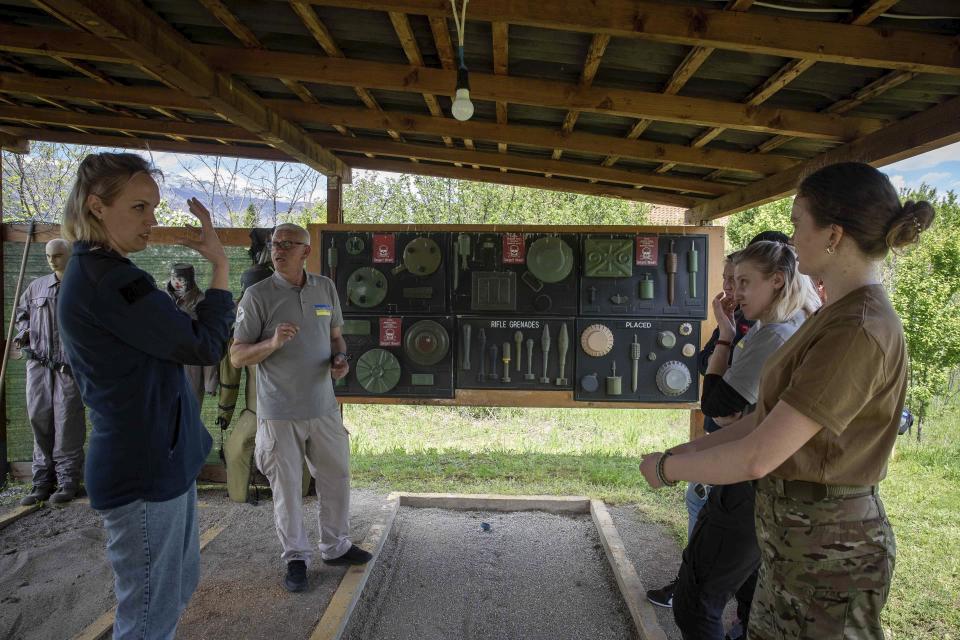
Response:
[19,486,53,506]
[50,485,78,505]
[646,578,676,608]
[283,560,308,592]
[322,544,372,566]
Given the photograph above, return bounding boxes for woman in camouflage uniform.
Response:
[640,162,935,639]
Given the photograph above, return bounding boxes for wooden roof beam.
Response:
[302,0,960,76]
[687,94,960,222]
[193,48,885,141]
[850,1,901,26]
[552,33,610,162]
[0,24,891,140]
[290,0,400,146]
[0,105,256,141]
[312,133,734,195]
[0,130,29,153]
[0,124,291,161]
[197,0,357,140]
[389,11,456,152]
[0,83,796,174]
[34,0,347,178]
[347,156,702,208]
[701,5,906,181]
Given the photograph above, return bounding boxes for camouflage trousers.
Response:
[748,477,896,640]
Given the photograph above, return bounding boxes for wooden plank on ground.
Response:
[397,492,591,514]
[0,503,42,531]
[309,494,400,640]
[71,521,229,640]
[591,499,668,640]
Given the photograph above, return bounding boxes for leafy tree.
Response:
[153,198,198,227]
[242,203,260,227]
[724,196,793,251]
[2,142,95,222]
[889,188,960,435]
[334,171,649,225]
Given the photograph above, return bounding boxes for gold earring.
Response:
[825,245,835,255]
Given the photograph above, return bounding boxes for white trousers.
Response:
[255,415,353,564]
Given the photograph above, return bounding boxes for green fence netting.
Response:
[3,241,254,464]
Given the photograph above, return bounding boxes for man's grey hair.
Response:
[272,223,310,245]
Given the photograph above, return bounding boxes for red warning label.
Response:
[372,234,395,263]
[379,317,402,347]
[502,233,526,264]
[636,235,658,266]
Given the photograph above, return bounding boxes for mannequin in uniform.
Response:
[167,262,219,404]
[16,239,86,505]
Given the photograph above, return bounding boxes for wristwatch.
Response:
[332,351,349,362]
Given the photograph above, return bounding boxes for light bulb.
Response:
[452,88,474,121]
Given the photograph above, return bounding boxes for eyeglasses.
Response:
[268,240,308,250]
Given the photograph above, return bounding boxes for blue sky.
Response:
[882,140,960,197]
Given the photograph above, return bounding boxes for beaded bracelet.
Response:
[656,451,678,487]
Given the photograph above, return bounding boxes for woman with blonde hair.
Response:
[58,152,234,639]
[641,162,934,639]
[669,240,820,639]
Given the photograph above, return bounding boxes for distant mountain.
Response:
[160,181,318,226]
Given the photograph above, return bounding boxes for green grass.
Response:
[344,402,960,640]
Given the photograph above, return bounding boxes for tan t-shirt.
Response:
[755,285,906,485]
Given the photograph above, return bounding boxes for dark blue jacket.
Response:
[58,242,234,510]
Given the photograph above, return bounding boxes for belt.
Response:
[763,477,876,501]
[21,347,72,375]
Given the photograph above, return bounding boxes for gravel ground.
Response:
[1,487,694,640]
[342,506,641,640]
[176,488,384,640]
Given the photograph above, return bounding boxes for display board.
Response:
[316,225,722,409]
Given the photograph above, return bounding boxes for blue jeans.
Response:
[685,482,708,539]
[98,484,200,640]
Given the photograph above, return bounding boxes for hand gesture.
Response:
[175,198,228,267]
[639,452,666,489]
[712,291,736,341]
[272,323,299,349]
[331,353,350,380]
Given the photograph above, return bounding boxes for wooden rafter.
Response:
[698,3,901,180]
[191,48,886,141]
[687,94,960,222]
[0,87,797,175]
[552,33,610,162]
[0,124,290,161]
[290,0,399,146]
[303,0,960,76]
[0,23,892,141]
[347,156,702,208]
[493,20,509,158]
[604,0,751,172]
[32,0,348,178]
[0,105,254,141]
[656,57,816,176]
[850,1,901,26]
[311,133,734,195]
[389,11,453,152]
[197,0,359,140]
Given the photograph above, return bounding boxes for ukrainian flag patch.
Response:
[315,304,333,317]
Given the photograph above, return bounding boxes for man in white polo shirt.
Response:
[231,223,371,593]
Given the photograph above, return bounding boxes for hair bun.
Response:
[886,200,935,250]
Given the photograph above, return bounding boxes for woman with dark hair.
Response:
[639,162,934,639]
[58,152,234,639]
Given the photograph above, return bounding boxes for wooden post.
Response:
[0,150,6,484]
[689,220,726,441]
[326,176,342,224]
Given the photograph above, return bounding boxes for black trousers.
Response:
[673,482,760,640]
